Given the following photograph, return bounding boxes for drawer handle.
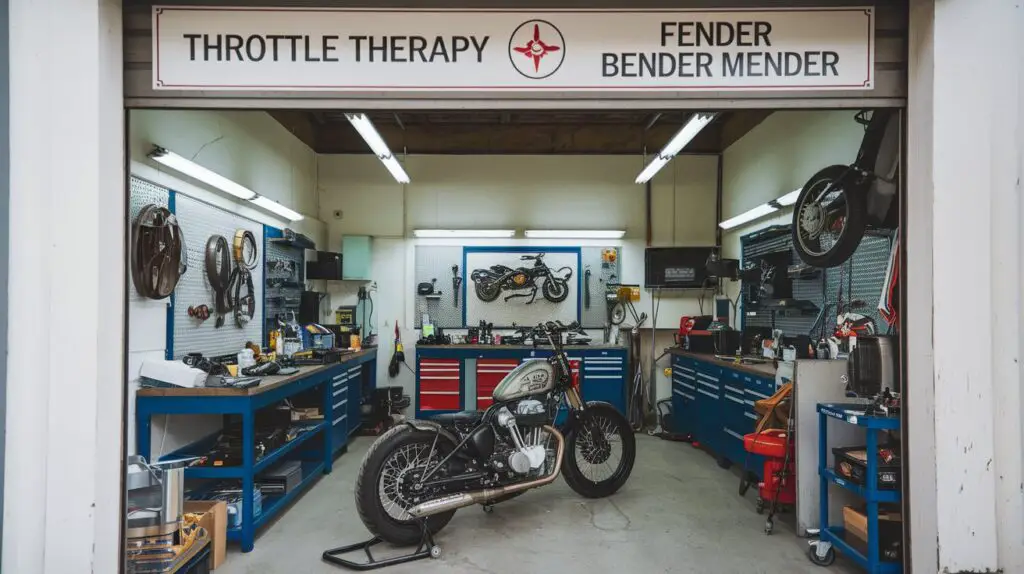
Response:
[724,394,744,405]
[674,389,696,401]
[744,399,755,406]
[697,389,717,399]
[332,387,347,397]
[723,428,744,440]
[334,398,348,410]
[745,389,770,400]
[332,373,347,381]
[585,375,623,380]
[745,412,760,420]
[679,382,696,391]
[724,385,743,394]
[333,414,347,426]
[699,381,719,391]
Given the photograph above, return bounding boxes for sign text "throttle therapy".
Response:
[183,34,491,63]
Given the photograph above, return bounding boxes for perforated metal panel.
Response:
[171,194,264,358]
[128,176,172,304]
[264,233,304,332]
[741,228,894,338]
[580,247,621,328]
[413,246,463,328]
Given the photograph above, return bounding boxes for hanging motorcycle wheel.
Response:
[541,278,569,303]
[791,164,868,268]
[474,281,501,302]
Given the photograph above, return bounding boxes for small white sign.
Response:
[152,7,874,92]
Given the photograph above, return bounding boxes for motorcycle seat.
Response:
[430,410,485,425]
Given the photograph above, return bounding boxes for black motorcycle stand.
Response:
[322,520,441,571]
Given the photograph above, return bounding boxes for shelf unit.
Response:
[135,350,377,553]
[814,403,902,573]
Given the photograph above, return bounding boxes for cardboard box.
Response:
[185,500,227,570]
[843,505,902,543]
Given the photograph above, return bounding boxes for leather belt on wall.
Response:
[131,204,187,300]
[204,235,232,328]
[228,229,257,327]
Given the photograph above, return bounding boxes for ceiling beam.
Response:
[717,110,774,151]
[315,121,721,155]
[267,110,318,150]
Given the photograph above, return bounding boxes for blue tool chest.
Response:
[670,350,776,479]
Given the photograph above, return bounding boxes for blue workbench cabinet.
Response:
[668,350,778,480]
[134,349,377,553]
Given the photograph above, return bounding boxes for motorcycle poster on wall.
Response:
[464,248,580,327]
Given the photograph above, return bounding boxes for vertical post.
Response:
[0,0,9,555]
[4,1,125,572]
[323,375,333,473]
[865,428,879,568]
[818,411,828,532]
[136,401,152,462]
[241,407,256,552]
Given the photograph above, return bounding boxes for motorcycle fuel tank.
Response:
[493,360,555,402]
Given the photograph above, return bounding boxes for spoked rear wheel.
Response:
[355,425,456,546]
[563,402,636,498]
[792,165,868,268]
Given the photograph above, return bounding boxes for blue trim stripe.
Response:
[165,190,176,360]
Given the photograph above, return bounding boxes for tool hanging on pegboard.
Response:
[584,266,592,309]
[452,264,463,307]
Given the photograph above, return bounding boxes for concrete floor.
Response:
[219,435,857,573]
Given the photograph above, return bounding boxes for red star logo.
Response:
[513,24,561,73]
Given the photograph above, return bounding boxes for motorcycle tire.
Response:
[792,164,868,269]
[474,281,501,303]
[354,424,457,546]
[562,402,637,499]
[542,278,570,303]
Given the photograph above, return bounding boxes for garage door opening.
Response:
[124,104,905,573]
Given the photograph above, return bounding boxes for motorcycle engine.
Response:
[492,400,550,475]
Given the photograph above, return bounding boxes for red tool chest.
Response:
[418,359,461,412]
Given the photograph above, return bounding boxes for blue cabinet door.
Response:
[671,356,698,436]
[346,364,362,435]
[693,361,723,454]
[581,351,625,411]
[329,369,350,453]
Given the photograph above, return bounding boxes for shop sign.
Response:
[152,7,875,92]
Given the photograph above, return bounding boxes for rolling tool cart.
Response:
[809,403,902,573]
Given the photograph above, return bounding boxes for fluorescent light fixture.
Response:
[413,229,516,238]
[250,195,304,222]
[525,229,626,239]
[775,189,802,207]
[345,113,411,184]
[718,203,779,230]
[635,112,718,184]
[148,146,257,200]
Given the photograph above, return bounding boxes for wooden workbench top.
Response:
[668,348,778,378]
[136,348,377,398]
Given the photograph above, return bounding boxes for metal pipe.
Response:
[407,425,565,518]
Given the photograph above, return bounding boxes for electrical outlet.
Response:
[332,209,343,219]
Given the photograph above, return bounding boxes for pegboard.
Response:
[741,226,895,338]
[580,247,621,328]
[128,176,171,305]
[170,194,264,359]
[264,229,304,336]
[464,247,580,328]
[413,245,464,328]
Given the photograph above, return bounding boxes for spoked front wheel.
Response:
[563,402,636,498]
[792,165,868,268]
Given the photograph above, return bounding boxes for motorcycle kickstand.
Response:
[322,518,442,570]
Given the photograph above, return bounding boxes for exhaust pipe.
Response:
[407,425,565,518]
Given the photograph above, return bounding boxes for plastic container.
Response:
[236,349,256,371]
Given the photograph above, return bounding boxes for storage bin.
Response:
[833,445,901,490]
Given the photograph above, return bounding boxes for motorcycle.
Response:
[471,253,573,304]
[791,108,901,268]
[353,321,636,546]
